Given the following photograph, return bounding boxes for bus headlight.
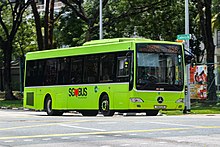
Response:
[130,98,144,103]
[176,98,184,103]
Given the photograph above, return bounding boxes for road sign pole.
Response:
[99,0,103,40]
[184,0,191,113]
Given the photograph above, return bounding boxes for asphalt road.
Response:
[0,109,220,147]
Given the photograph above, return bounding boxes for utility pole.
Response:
[184,0,191,113]
[99,0,103,40]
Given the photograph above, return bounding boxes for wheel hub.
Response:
[102,100,108,111]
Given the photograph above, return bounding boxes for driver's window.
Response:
[117,57,129,77]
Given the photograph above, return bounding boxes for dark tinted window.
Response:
[70,57,83,84]
[100,54,115,82]
[44,59,57,85]
[26,60,46,86]
[84,55,99,83]
[25,51,132,87]
[57,58,70,85]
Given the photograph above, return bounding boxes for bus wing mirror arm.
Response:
[184,49,195,65]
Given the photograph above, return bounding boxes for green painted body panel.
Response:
[24,83,184,111]
[23,38,185,112]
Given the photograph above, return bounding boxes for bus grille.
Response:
[26,92,34,106]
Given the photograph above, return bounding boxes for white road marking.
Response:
[97,122,117,125]
[129,133,137,136]
[42,138,51,141]
[114,134,122,137]
[59,124,106,131]
[149,122,196,127]
[23,139,33,142]
[120,144,130,146]
[79,136,89,139]
[96,135,105,138]
[158,142,167,144]
[4,140,14,143]
[162,132,170,134]
[61,137,71,140]
[140,142,148,145]
[177,140,185,142]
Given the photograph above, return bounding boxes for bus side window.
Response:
[70,57,83,84]
[100,54,115,82]
[57,58,70,85]
[84,55,99,83]
[44,59,58,85]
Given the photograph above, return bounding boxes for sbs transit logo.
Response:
[69,87,87,97]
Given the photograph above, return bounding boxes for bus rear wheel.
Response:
[100,95,114,116]
[145,110,159,116]
[45,96,63,116]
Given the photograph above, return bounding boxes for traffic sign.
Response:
[177,34,191,40]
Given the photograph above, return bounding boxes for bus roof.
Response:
[83,38,151,46]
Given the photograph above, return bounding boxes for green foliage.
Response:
[0,4,37,59]
[13,11,37,58]
[0,3,12,40]
[212,0,220,29]
[55,10,85,47]
[59,0,192,45]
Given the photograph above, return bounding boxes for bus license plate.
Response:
[154,105,166,109]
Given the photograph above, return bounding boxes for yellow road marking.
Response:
[0,125,220,140]
[0,127,188,140]
[195,126,220,129]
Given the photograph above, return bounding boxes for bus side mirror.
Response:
[185,54,192,65]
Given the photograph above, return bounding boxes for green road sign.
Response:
[177,34,191,40]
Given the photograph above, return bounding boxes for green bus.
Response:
[23,38,185,116]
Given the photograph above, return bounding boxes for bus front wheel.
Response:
[100,95,114,116]
[45,96,63,116]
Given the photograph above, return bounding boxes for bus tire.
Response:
[45,96,63,116]
[145,110,159,116]
[80,110,98,116]
[100,95,114,116]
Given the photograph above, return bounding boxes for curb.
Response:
[0,107,30,111]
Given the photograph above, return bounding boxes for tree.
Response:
[13,11,37,59]
[60,0,109,41]
[102,0,185,40]
[31,0,66,50]
[60,0,177,42]
[0,0,31,100]
[55,10,85,47]
[193,0,217,101]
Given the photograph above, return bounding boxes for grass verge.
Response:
[162,102,220,115]
[0,99,23,108]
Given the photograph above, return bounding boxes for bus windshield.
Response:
[136,43,184,91]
